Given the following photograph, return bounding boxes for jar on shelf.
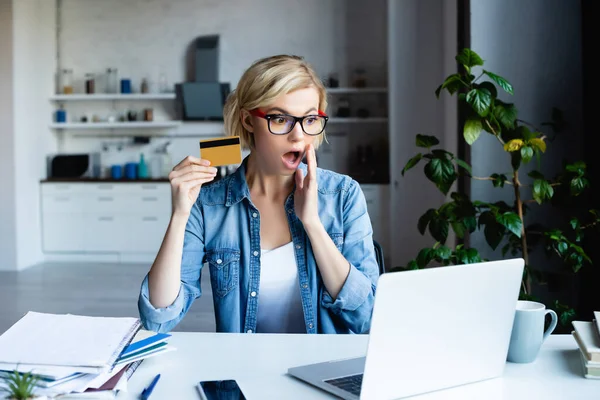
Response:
[85,73,95,94]
[60,69,73,94]
[106,68,118,93]
[352,68,367,88]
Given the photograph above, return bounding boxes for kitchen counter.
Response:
[41,178,169,183]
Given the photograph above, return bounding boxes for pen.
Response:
[141,373,161,400]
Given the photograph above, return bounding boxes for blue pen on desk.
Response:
[141,373,161,400]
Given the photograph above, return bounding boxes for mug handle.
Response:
[543,309,558,341]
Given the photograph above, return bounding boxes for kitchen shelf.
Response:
[49,121,181,129]
[327,87,387,94]
[328,117,388,123]
[49,93,176,101]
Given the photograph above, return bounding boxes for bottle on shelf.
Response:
[138,153,148,179]
[60,68,74,94]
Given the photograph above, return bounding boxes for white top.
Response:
[255,242,305,333]
[119,334,600,400]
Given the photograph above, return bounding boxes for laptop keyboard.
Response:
[324,373,363,396]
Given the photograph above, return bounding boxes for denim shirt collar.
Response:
[226,155,307,207]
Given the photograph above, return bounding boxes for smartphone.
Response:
[197,380,247,400]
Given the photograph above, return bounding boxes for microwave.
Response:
[47,153,101,178]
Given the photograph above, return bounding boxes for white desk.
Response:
[118,333,598,399]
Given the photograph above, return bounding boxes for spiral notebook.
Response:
[0,312,141,374]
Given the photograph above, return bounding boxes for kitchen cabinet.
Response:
[40,182,170,260]
[361,184,390,267]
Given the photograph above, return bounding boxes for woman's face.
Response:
[244,87,322,176]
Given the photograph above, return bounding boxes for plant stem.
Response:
[513,170,531,295]
[484,120,506,145]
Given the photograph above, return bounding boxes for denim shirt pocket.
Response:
[206,249,240,298]
[328,232,344,252]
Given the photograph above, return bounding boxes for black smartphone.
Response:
[197,379,247,400]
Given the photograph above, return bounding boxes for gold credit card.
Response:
[199,136,242,167]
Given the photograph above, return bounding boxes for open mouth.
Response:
[282,151,302,168]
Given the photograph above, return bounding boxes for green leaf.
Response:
[490,173,507,188]
[429,217,449,244]
[416,134,440,148]
[435,245,452,260]
[417,209,436,235]
[451,221,466,239]
[454,158,472,175]
[456,48,484,69]
[566,161,586,173]
[463,118,483,145]
[479,211,505,250]
[557,241,568,256]
[478,81,498,99]
[424,158,456,195]
[493,101,518,129]
[416,248,435,268]
[570,177,588,196]
[466,88,493,117]
[520,146,534,163]
[406,260,419,270]
[436,74,464,98]
[532,179,554,204]
[528,170,545,180]
[402,153,423,176]
[519,126,536,141]
[483,70,514,94]
[497,212,522,238]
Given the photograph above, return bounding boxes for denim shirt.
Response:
[138,157,379,334]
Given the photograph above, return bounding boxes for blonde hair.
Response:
[223,55,328,150]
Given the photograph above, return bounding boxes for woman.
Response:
[138,55,379,334]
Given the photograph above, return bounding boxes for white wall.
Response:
[12,0,58,270]
[388,0,457,268]
[469,0,583,270]
[0,0,17,270]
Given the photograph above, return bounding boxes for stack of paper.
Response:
[0,312,175,399]
[571,312,600,379]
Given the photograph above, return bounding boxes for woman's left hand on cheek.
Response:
[294,144,320,228]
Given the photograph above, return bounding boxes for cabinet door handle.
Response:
[142,216,158,221]
[97,197,114,202]
[142,197,158,202]
[98,185,114,190]
[98,216,114,221]
[54,197,70,202]
[56,185,70,191]
[141,185,157,190]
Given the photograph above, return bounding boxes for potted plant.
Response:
[1,369,42,400]
[399,48,599,327]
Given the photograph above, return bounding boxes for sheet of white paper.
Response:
[0,312,140,368]
[86,363,127,390]
[0,363,102,378]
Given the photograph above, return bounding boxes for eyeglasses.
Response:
[250,109,328,136]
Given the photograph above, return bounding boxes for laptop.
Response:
[287,258,524,399]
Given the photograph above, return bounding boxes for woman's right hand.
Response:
[168,156,217,217]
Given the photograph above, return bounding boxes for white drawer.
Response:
[87,194,129,214]
[120,183,170,195]
[123,194,171,215]
[84,214,125,252]
[41,183,88,195]
[86,183,131,195]
[121,215,170,252]
[42,194,85,214]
